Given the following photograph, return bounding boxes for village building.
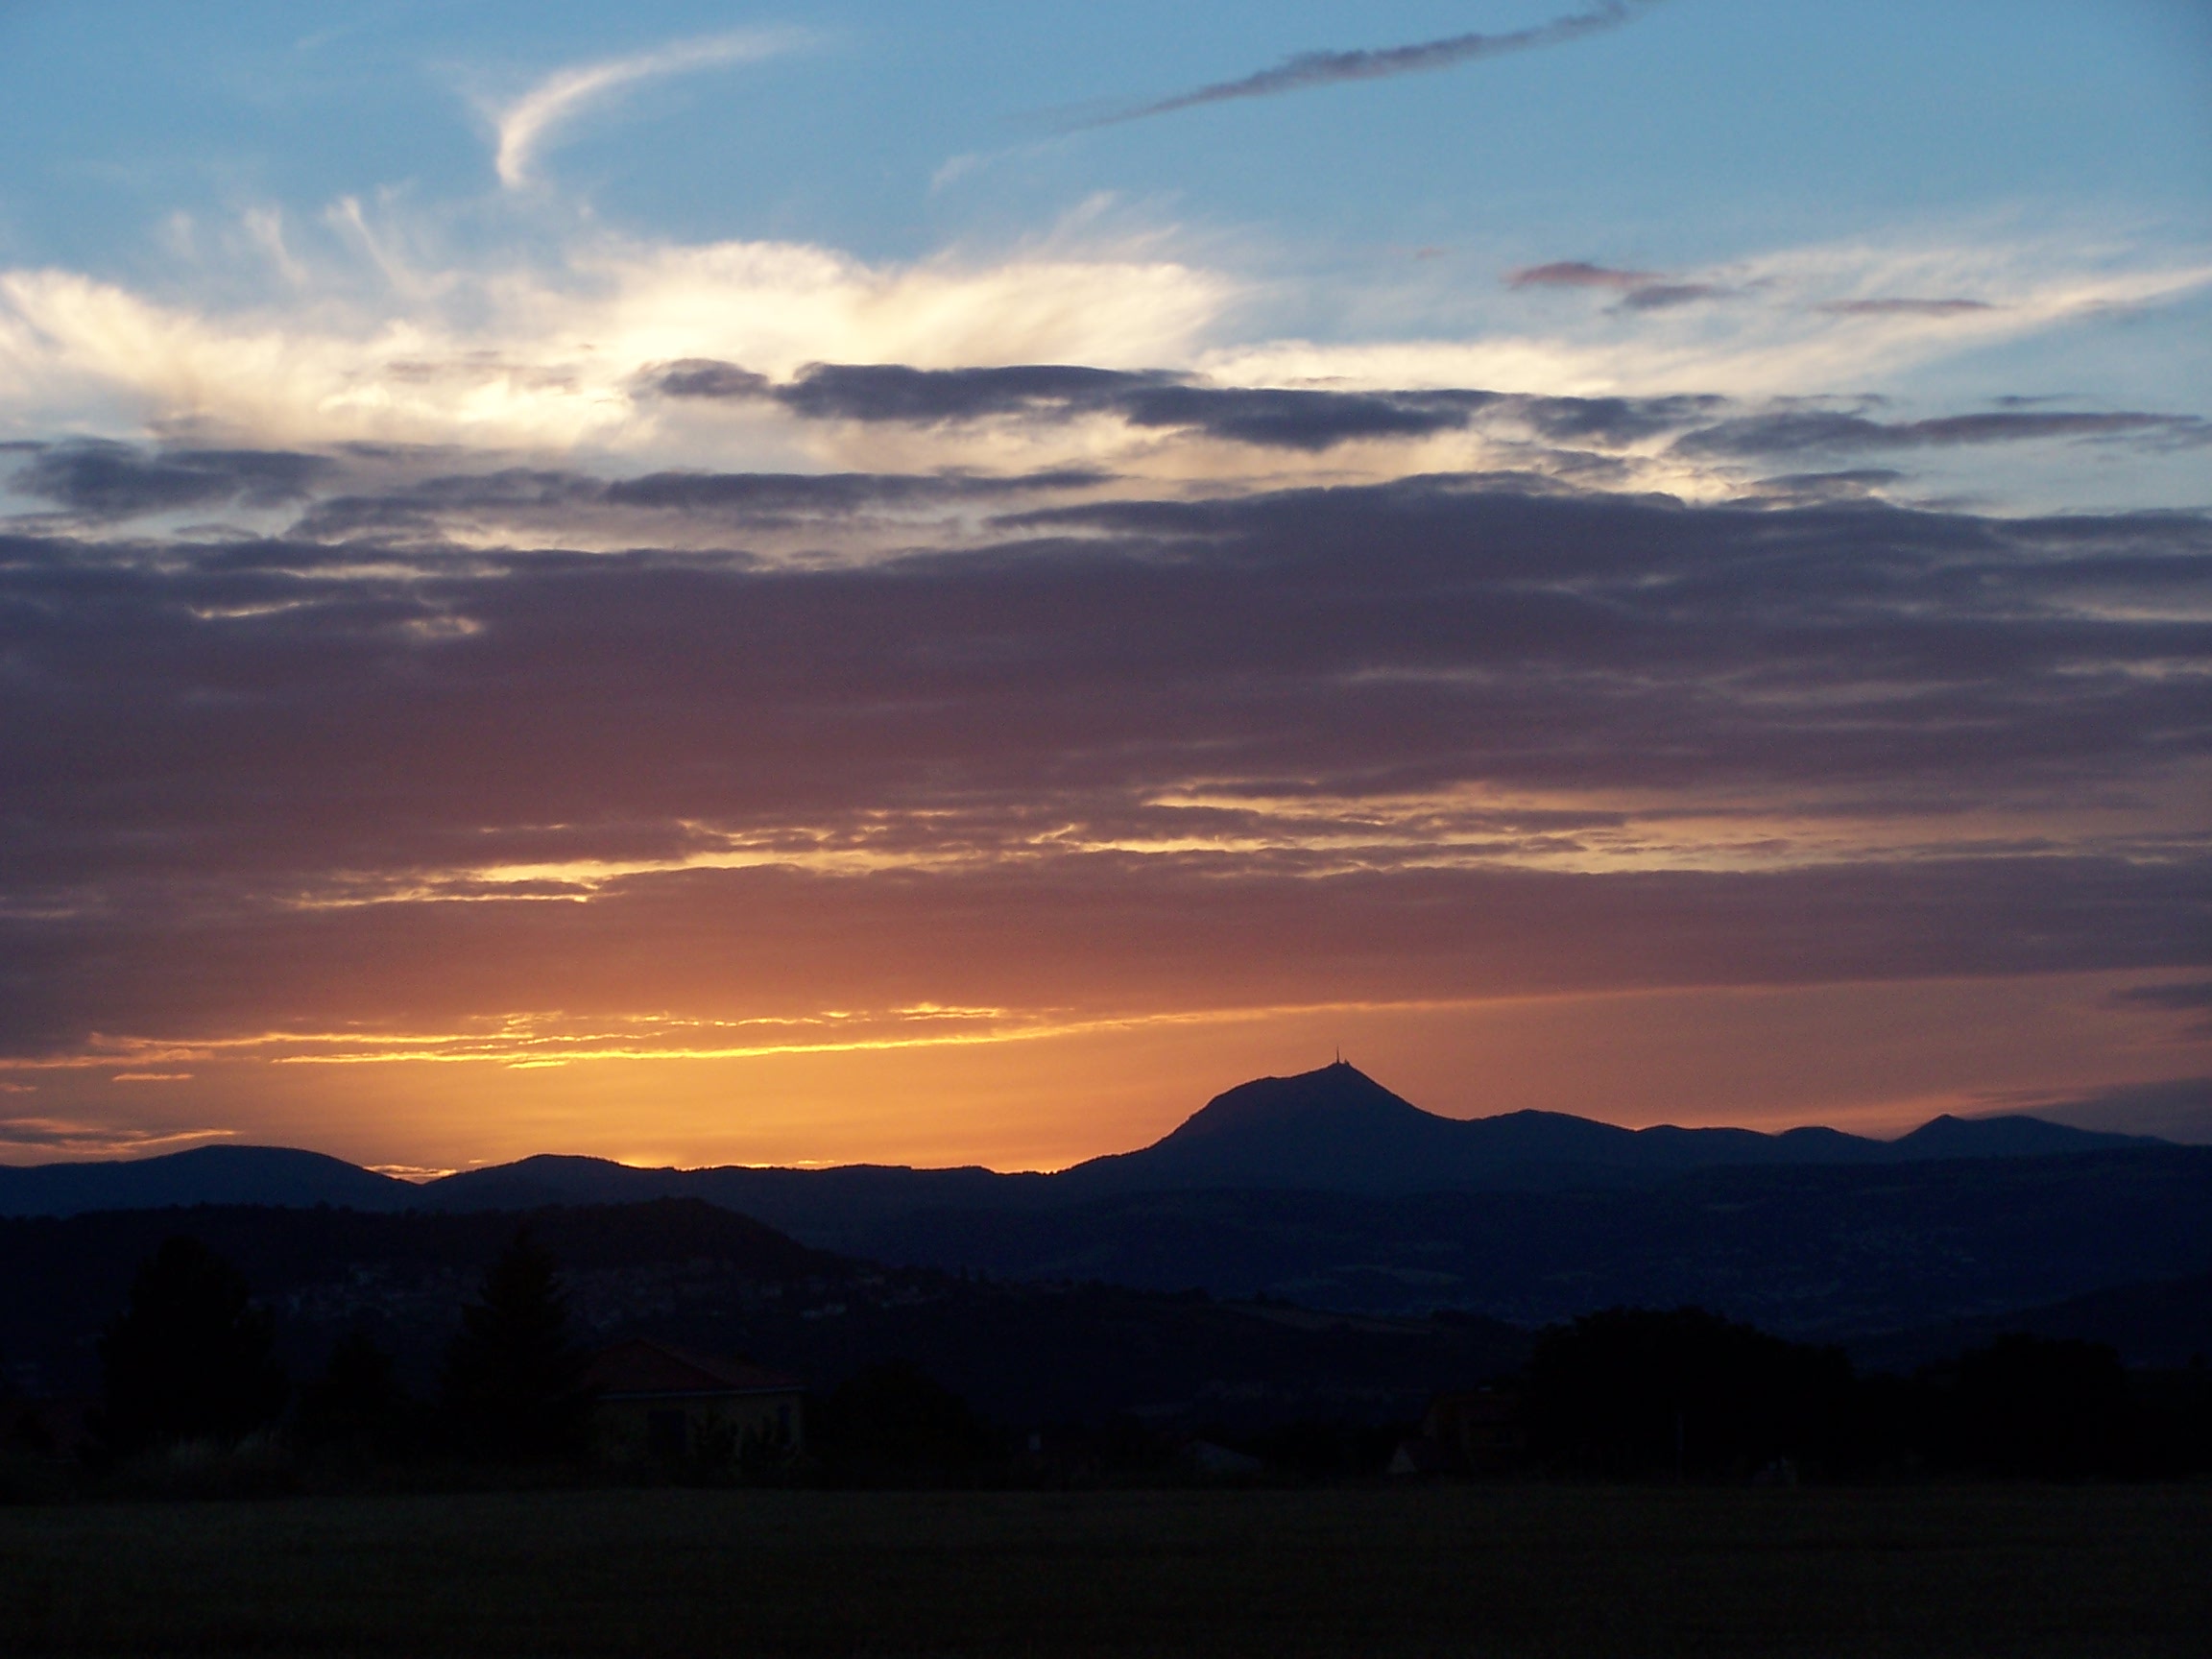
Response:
[1390,1386,1525,1477]
[581,1338,805,1466]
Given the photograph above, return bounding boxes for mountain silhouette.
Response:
[1887,1113,2141,1160]
[0,1063,2163,1220]
[1046,1063,2155,1197]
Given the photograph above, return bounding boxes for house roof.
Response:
[582,1338,802,1399]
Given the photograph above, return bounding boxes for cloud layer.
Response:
[2,466,2204,1079]
[6,213,2201,503]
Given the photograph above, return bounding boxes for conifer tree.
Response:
[441,1228,591,1458]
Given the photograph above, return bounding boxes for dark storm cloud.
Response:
[655,358,1494,449]
[650,359,1728,452]
[1,477,2207,1053]
[1107,385,1490,448]
[1074,1,1666,128]
[603,468,1111,513]
[759,363,1180,422]
[8,440,332,519]
[1673,408,2209,459]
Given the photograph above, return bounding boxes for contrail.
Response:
[1073,1,1667,130]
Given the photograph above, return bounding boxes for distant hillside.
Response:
[1851,1271,2212,1373]
[0,1144,416,1218]
[415,1157,1037,1238]
[0,1199,1528,1432]
[845,1146,2212,1332]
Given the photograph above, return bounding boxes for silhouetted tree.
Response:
[814,1360,995,1477]
[441,1229,591,1459]
[1934,1334,2128,1478]
[298,1328,414,1461]
[97,1237,286,1454]
[1526,1306,1851,1479]
[0,1350,52,1459]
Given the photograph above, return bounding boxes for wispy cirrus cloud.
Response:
[1818,298,1999,319]
[493,29,811,189]
[1076,1,1668,129]
[1506,260,1734,312]
[1507,260,1663,293]
[2111,981,2212,1037]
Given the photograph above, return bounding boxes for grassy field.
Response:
[1,1483,2206,1657]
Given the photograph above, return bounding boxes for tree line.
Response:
[7,1233,2208,1486]
[6,1229,970,1483]
[1508,1306,2210,1481]
[62,1230,595,1467]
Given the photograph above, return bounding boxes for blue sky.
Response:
[5,2,2208,268]
[1,3,2207,1165]
[3,1,2208,487]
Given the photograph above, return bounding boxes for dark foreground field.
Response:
[2,1485,2206,1657]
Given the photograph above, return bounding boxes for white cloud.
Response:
[493,29,811,190]
[1203,238,2212,399]
[0,229,1235,454]
[0,209,2201,515]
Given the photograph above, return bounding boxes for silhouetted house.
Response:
[1431,1387,1525,1471]
[1392,1387,1525,1476]
[581,1338,804,1465]
[1386,1434,1456,1478]
[1182,1437,1265,1478]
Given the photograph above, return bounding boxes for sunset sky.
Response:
[2,0,2207,1173]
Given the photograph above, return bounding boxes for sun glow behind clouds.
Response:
[3,974,2203,1171]
[1,8,2207,1171]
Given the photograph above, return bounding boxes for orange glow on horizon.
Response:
[4,971,2202,1173]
